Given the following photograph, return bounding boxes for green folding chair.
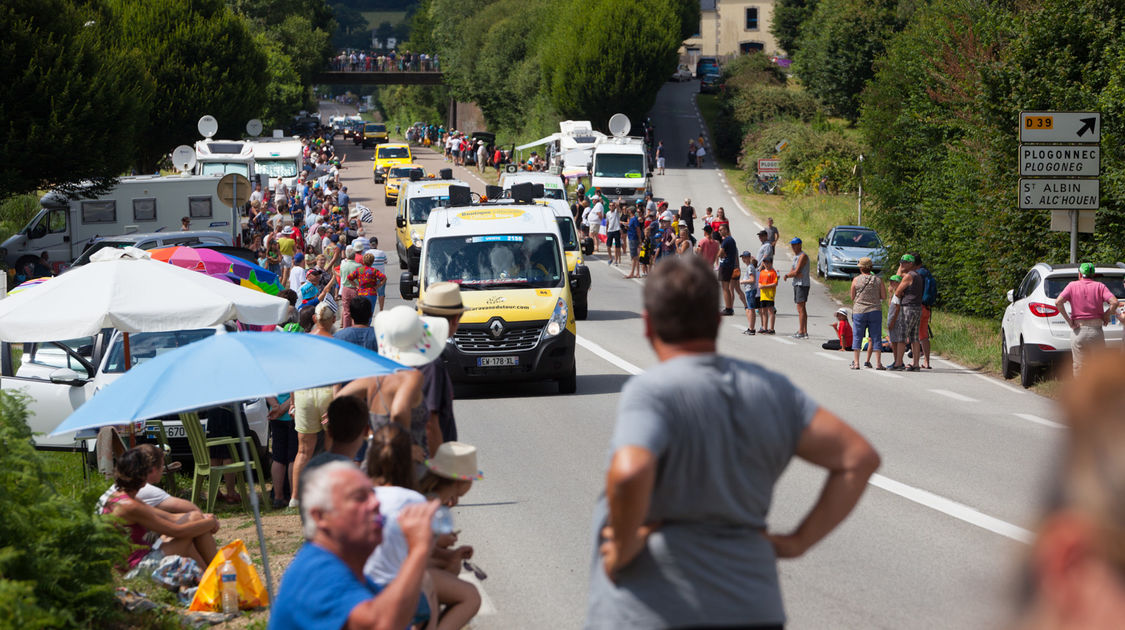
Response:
[180,411,267,513]
[143,419,180,495]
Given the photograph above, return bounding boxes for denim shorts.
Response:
[745,291,760,309]
[851,310,882,349]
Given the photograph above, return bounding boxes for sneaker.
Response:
[288,498,300,509]
[887,364,906,371]
[742,328,756,335]
[767,329,776,335]
[757,328,768,334]
[790,332,803,339]
[720,308,734,316]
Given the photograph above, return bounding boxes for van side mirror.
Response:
[49,368,89,387]
[1006,289,1014,303]
[399,271,416,300]
[396,217,407,229]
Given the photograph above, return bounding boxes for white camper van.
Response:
[194,138,256,181]
[1,175,235,273]
[249,138,303,189]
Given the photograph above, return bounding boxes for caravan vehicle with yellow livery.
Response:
[394,170,466,274]
[400,185,578,393]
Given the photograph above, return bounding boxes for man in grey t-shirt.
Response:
[586,256,879,629]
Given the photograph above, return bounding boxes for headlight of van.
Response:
[410,231,422,248]
[543,298,568,338]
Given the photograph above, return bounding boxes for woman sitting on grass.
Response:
[102,448,220,569]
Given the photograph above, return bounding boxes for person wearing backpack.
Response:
[912,253,937,369]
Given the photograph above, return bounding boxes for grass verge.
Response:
[698,94,1056,394]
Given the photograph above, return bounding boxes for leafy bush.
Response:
[742,120,864,194]
[0,194,39,243]
[0,391,127,627]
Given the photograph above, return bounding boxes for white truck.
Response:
[249,137,304,189]
[589,135,651,200]
[1,174,236,274]
[515,120,606,181]
[499,172,568,202]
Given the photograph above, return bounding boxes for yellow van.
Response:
[383,164,426,206]
[394,175,467,274]
[362,122,389,148]
[372,143,413,183]
[401,200,577,393]
[532,199,590,319]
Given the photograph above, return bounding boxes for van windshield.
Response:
[378,147,410,160]
[256,159,298,179]
[424,234,564,290]
[200,162,250,177]
[408,195,450,223]
[594,154,645,179]
[103,329,216,373]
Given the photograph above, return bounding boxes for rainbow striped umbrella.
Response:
[6,276,50,295]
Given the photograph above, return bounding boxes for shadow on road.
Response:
[453,373,631,399]
[583,309,640,321]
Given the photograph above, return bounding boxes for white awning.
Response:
[515,134,559,151]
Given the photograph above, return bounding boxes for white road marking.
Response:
[770,336,797,346]
[869,474,1033,544]
[929,389,978,402]
[459,571,497,616]
[576,335,643,375]
[575,332,1036,544]
[816,351,849,362]
[870,369,904,379]
[974,373,1027,395]
[1013,412,1065,429]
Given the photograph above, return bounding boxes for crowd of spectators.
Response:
[331,50,439,72]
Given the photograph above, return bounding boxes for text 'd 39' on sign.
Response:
[1019,111,1101,143]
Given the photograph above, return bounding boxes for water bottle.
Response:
[220,560,238,614]
[431,505,455,536]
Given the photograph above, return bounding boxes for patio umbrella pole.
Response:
[124,333,136,447]
[230,403,274,604]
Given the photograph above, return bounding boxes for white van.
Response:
[194,138,256,180]
[249,138,303,189]
[590,136,651,199]
[499,172,568,202]
[1,175,236,273]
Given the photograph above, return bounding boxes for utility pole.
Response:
[854,154,864,226]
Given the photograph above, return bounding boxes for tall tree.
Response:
[542,0,682,128]
[107,0,267,171]
[0,0,152,199]
[770,0,819,56]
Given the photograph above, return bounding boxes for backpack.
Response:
[918,267,938,306]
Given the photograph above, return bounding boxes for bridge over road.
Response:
[311,70,444,86]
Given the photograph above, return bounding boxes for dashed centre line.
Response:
[929,389,978,403]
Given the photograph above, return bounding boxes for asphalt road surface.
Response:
[320,89,1062,629]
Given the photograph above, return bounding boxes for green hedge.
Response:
[742,120,865,195]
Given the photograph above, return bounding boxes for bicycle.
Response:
[747,173,781,195]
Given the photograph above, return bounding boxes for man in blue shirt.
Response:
[269,461,438,630]
[333,296,376,351]
[626,207,642,279]
[338,186,350,213]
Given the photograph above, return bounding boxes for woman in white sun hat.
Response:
[335,306,447,465]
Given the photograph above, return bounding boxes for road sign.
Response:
[217,173,251,207]
[1019,178,1099,210]
[1019,145,1099,177]
[1019,111,1101,143]
[757,159,780,173]
[1050,209,1095,233]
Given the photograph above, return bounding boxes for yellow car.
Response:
[361,122,388,148]
[372,143,413,183]
[383,164,426,206]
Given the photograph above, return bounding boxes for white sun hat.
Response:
[374,305,449,367]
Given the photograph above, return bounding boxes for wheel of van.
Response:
[558,366,577,394]
[1001,332,1018,380]
[574,300,588,321]
[1019,339,1036,389]
[384,196,393,206]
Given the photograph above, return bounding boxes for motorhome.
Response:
[194,138,257,182]
[1,175,235,273]
[499,172,567,202]
[515,121,606,181]
[249,137,303,189]
[589,116,651,200]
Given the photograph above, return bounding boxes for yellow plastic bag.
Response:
[189,539,270,611]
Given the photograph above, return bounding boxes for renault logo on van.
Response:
[489,320,505,339]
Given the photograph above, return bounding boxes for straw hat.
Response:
[374,306,449,367]
[424,442,483,481]
[418,282,466,316]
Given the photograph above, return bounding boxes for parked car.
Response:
[816,226,888,278]
[69,230,234,267]
[671,64,693,82]
[1000,262,1125,388]
[699,72,722,94]
[0,324,269,460]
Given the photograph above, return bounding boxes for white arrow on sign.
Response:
[1019,178,1099,210]
[1019,111,1100,143]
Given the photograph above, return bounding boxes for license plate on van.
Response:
[165,425,186,439]
[477,356,518,367]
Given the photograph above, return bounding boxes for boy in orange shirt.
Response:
[757,257,778,334]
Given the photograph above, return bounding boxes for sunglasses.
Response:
[462,560,487,581]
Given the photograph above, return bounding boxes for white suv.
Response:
[1000,262,1125,387]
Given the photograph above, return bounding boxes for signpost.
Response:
[1018,111,1101,262]
[757,159,780,174]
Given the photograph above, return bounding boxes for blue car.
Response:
[816,225,888,278]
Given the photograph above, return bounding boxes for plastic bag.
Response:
[188,540,269,611]
[152,554,202,591]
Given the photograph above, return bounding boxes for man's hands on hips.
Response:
[600,522,660,581]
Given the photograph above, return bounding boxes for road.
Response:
[320,89,1063,629]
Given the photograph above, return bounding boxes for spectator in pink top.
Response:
[1055,263,1120,375]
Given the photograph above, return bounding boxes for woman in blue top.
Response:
[268,392,298,509]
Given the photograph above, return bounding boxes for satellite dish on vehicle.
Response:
[608,113,631,138]
[171,145,197,173]
[197,115,219,139]
[246,119,263,137]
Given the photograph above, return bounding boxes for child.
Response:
[739,251,759,335]
[758,257,778,334]
[824,308,855,354]
[886,274,905,370]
